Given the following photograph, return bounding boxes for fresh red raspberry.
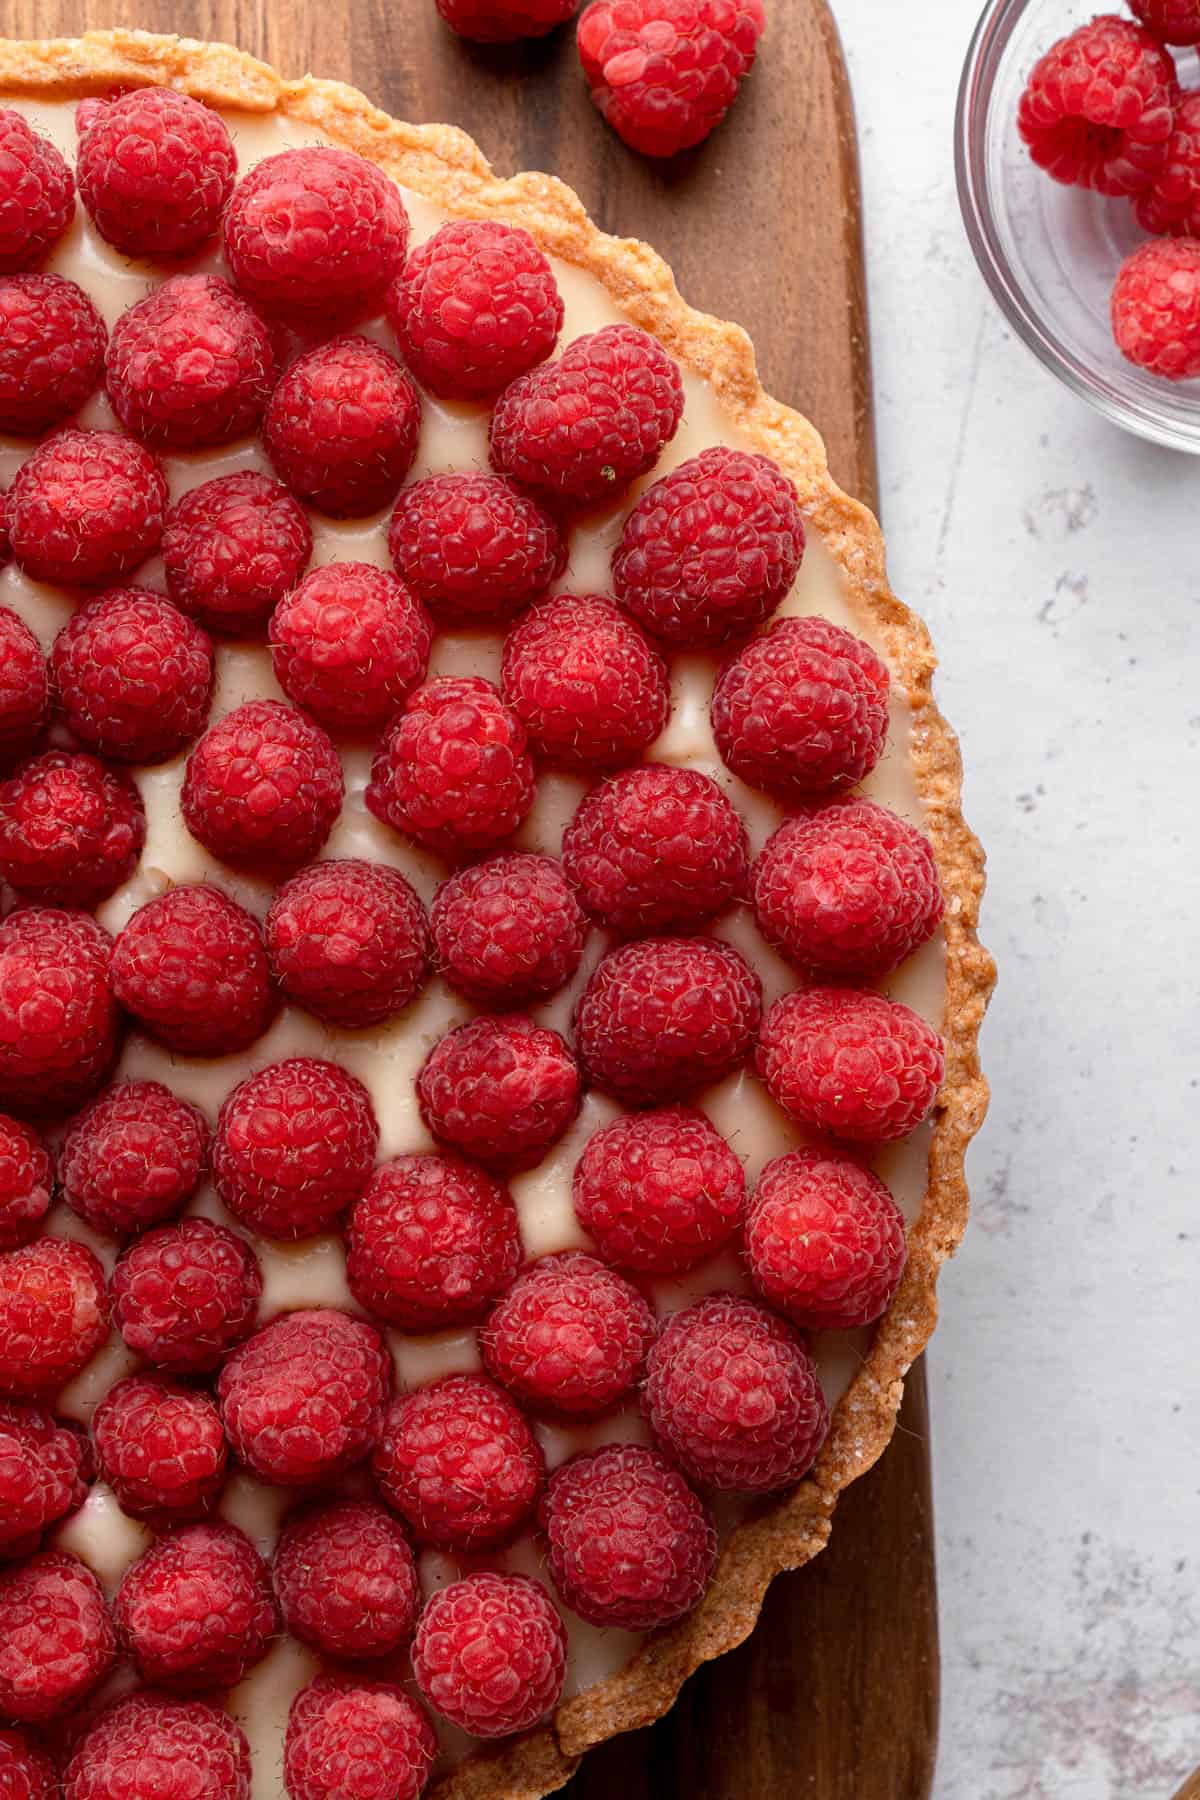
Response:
[63,1692,251,1800]
[269,563,432,733]
[76,88,236,260]
[9,430,168,589]
[0,489,7,568]
[51,589,214,764]
[0,109,75,274]
[373,1374,544,1549]
[272,1499,419,1661]
[346,1152,522,1330]
[0,1116,53,1252]
[436,0,580,42]
[224,147,410,324]
[540,1443,715,1628]
[1111,236,1200,376]
[574,935,761,1103]
[388,473,566,626]
[59,1079,207,1238]
[218,1308,392,1487]
[0,1551,114,1722]
[264,335,420,518]
[213,1057,378,1241]
[578,0,766,157]
[387,219,563,400]
[0,1727,57,1799]
[572,1103,744,1273]
[613,446,805,645]
[0,908,118,1116]
[181,699,343,870]
[112,1217,262,1375]
[482,1250,656,1417]
[711,615,889,799]
[1135,93,1200,232]
[1131,0,1200,43]
[284,1675,435,1800]
[430,851,587,1008]
[115,1521,275,1691]
[0,1237,109,1399]
[0,1401,89,1556]
[746,1147,907,1332]
[0,751,144,909]
[111,884,277,1057]
[266,858,430,1029]
[0,274,106,435]
[757,986,945,1144]
[1016,16,1177,195]
[163,471,313,637]
[417,1014,581,1170]
[93,1371,229,1526]
[0,607,48,767]
[412,1571,566,1737]
[366,676,535,858]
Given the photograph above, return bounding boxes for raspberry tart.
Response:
[0,29,992,1800]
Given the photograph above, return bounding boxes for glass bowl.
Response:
[956,0,1200,451]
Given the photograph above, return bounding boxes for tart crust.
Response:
[0,31,996,1798]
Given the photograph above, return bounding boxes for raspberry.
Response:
[0,751,144,908]
[284,1676,435,1800]
[264,335,420,518]
[181,700,343,870]
[387,219,563,399]
[756,986,945,1144]
[0,1116,53,1251]
[1131,0,1200,43]
[59,1079,207,1238]
[0,274,106,435]
[1016,16,1177,195]
[1111,236,1200,376]
[416,1014,581,1170]
[225,147,409,323]
[540,1444,715,1629]
[388,473,566,626]
[163,471,312,637]
[76,89,236,260]
[93,1371,228,1526]
[482,1250,656,1417]
[269,563,432,733]
[9,430,168,589]
[746,1147,907,1332]
[112,1218,262,1375]
[643,1293,828,1492]
[0,1401,89,1556]
[437,0,580,42]
[574,935,761,1103]
[0,1551,114,1722]
[711,615,889,799]
[430,851,587,1007]
[572,1104,744,1274]
[578,0,766,157]
[115,1521,275,1690]
[266,858,430,1029]
[0,607,48,767]
[0,908,118,1116]
[212,1057,378,1241]
[372,1374,543,1549]
[412,1572,566,1738]
[366,676,535,858]
[51,589,214,764]
[0,1237,109,1399]
[273,1499,419,1661]
[1135,93,1200,232]
[0,109,75,274]
[63,1693,251,1800]
[218,1309,391,1487]
[345,1152,522,1330]
[111,884,276,1057]
[0,1727,56,1799]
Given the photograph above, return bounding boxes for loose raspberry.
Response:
[0,1727,56,1799]
[0,1551,114,1722]
[372,1374,543,1549]
[1131,0,1200,43]
[366,677,535,858]
[1135,92,1200,233]
[430,851,587,1008]
[1016,16,1177,195]
[94,1371,228,1526]
[0,751,144,908]
[578,0,766,157]
[163,471,313,637]
[51,589,214,763]
[9,430,168,589]
[76,88,236,260]
[59,1079,207,1238]
[0,608,48,767]
[756,986,945,1144]
[540,1444,715,1629]
[417,1014,581,1170]
[437,0,579,42]
[0,908,118,1116]
[746,1147,907,1332]
[482,1250,656,1418]
[572,1104,744,1274]
[387,219,563,399]
[0,490,7,568]
[0,274,106,435]
[0,1116,53,1251]
[0,1401,89,1557]
[1111,236,1200,376]
[264,335,420,518]
[218,1308,391,1487]
[266,858,430,1029]
[412,1571,566,1737]
[284,1676,435,1800]
[273,1499,419,1661]
[115,1521,275,1691]
[388,473,566,626]
[213,1057,378,1241]
[269,563,432,733]
[642,1293,829,1492]
[63,1692,251,1800]
[181,700,343,870]
[0,1237,109,1400]
[346,1152,522,1331]
[0,110,75,274]
[574,935,761,1103]
[111,884,277,1057]
[112,1217,262,1375]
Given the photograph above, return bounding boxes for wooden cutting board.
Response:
[0,0,940,1792]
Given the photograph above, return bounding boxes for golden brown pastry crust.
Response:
[0,30,996,1798]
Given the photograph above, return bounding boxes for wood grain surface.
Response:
[0,2,940,1793]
